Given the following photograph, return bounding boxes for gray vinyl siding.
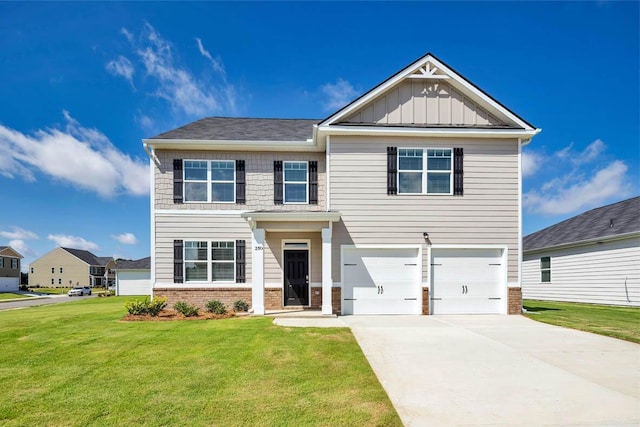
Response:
[344,80,505,126]
[522,236,640,306]
[154,150,326,211]
[330,135,520,283]
[155,214,253,284]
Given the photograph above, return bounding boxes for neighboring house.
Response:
[143,52,541,315]
[29,247,116,288]
[0,246,23,292]
[522,197,640,306]
[114,257,151,296]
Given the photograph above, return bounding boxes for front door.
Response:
[284,250,309,306]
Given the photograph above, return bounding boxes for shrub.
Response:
[174,301,199,317]
[205,299,227,315]
[124,297,167,316]
[233,300,249,312]
[148,297,167,316]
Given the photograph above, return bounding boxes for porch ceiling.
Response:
[240,210,341,232]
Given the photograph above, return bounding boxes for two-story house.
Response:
[29,247,116,288]
[144,53,540,315]
[0,246,23,292]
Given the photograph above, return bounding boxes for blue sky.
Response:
[0,1,638,270]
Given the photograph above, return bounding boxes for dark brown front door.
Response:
[284,250,309,306]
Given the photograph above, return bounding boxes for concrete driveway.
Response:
[342,315,640,427]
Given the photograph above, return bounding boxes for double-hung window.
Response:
[11,259,17,269]
[540,257,551,283]
[398,148,453,195]
[184,240,235,282]
[284,161,308,204]
[184,160,235,203]
[0,258,3,268]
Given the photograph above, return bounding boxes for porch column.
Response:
[321,227,333,316]
[251,228,265,315]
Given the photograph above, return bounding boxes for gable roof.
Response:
[150,117,320,141]
[61,247,112,266]
[115,257,150,270]
[319,52,538,133]
[524,197,640,252]
[0,246,23,258]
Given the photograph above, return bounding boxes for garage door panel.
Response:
[0,277,19,292]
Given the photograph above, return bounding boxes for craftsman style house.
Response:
[144,53,540,315]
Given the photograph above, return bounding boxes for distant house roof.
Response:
[524,197,640,252]
[61,247,112,266]
[0,246,23,258]
[150,117,320,141]
[115,257,150,270]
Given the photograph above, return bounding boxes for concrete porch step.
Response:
[264,309,337,318]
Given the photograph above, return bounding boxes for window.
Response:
[0,258,3,268]
[541,257,551,282]
[184,160,235,203]
[51,267,54,274]
[283,161,308,203]
[11,259,18,269]
[58,278,62,285]
[184,241,235,282]
[398,148,452,195]
[51,278,54,285]
[31,267,34,274]
[60,267,63,274]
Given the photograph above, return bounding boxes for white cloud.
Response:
[8,239,37,257]
[521,151,543,177]
[0,111,149,197]
[554,139,606,166]
[0,226,39,240]
[136,113,155,130]
[111,232,138,245]
[48,234,99,251]
[106,55,135,88]
[108,24,237,117]
[321,78,359,111]
[524,160,632,215]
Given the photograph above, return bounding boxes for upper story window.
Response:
[11,259,18,269]
[51,267,55,274]
[283,161,308,204]
[31,267,34,274]
[184,160,235,203]
[398,148,452,195]
[0,258,3,268]
[540,257,551,282]
[60,267,63,274]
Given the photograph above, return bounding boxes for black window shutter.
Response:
[173,159,183,204]
[309,161,318,205]
[173,240,184,283]
[235,240,246,283]
[274,160,283,204]
[235,160,245,204]
[387,147,397,195]
[453,147,464,196]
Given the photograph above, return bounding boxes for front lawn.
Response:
[0,297,400,426]
[523,299,640,343]
[0,293,30,300]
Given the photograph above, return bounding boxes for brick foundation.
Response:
[332,287,342,315]
[422,287,430,315]
[265,288,282,310]
[310,287,322,309]
[508,287,522,314]
[154,288,252,311]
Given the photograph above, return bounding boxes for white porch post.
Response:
[251,228,265,315]
[321,227,333,315]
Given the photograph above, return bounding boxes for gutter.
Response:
[143,142,160,167]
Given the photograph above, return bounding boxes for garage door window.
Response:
[540,257,551,282]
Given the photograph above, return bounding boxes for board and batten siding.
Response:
[329,135,520,284]
[154,214,253,285]
[344,80,505,126]
[522,236,640,306]
[154,150,326,211]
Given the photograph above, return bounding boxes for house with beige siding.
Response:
[29,247,116,288]
[0,246,23,292]
[523,197,640,306]
[144,52,540,315]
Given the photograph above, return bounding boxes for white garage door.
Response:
[0,277,19,292]
[342,247,420,315]
[431,248,504,314]
[117,271,151,296]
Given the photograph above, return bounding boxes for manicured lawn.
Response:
[0,297,400,426]
[0,293,30,300]
[28,287,71,294]
[523,299,640,343]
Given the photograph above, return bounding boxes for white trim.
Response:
[183,159,236,204]
[150,155,156,298]
[156,209,251,216]
[397,147,454,195]
[252,228,265,314]
[143,138,323,152]
[183,240,236,284]
[241,211,341,223]
[283,161,309,205]
[517,139,523,288]
[282,238,311,307]
[321,227,333,315]
[318,125,540,139]
[154,283,252,289]
[326,135,331,212]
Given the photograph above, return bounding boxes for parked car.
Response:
[68,286,92,297]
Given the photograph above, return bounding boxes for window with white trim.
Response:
[398,148,453,195]
[284,161,308,203]
[11,259,18,269]
[184,160,235,203]
[184,240,235,282]
[540,257,551,282]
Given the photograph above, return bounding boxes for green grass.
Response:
[0,293,30,300]
[523,299,640,343]
[28,287,71,294]
[0,297,400,426]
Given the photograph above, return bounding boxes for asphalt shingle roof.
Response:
[150,117,320,141]
[61,248,112,266]
[524,197,640,252]
[115,257,150,270]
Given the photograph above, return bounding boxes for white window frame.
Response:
[184,160,236,203]
[283,161,309,204]
[398,148,453,195]
[11,259,18,269]
[183,240,236,283]
[540,256,551,283]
